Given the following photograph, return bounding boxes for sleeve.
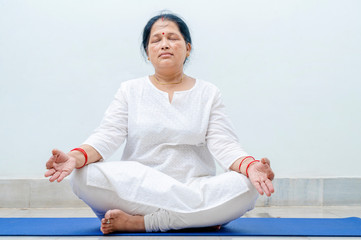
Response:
[206,89,249,170]
[83,85,128,160]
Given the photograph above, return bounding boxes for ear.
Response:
[146,49,150,60]
[186,43,192,56]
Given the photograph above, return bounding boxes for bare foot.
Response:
[213,225,221,231]
[100,209,145,234]
[197,225,221,231]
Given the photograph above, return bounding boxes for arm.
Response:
[205,89,250,170]
[206,89,275,196]
[45,84,128,182]
[82,85,128,160]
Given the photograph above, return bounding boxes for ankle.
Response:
[129,215,145,232]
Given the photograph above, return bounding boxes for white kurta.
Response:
[83,76,252,213]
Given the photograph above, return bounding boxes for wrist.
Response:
[68,148,88,169]
[237,156,255,176]
[245,160,260,177]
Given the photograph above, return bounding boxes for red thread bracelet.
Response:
[71,148,88,169]
[246,160,260,177]
[238,156,255,172]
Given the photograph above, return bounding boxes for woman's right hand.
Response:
[45,149,77,182]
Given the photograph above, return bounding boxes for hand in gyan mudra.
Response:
[247,158,275,197]
[45,149,76,182]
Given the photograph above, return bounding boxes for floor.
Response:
[0,206,360,240]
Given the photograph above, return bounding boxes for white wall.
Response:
[1,0,360,178]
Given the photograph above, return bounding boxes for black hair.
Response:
[141,11,192,63]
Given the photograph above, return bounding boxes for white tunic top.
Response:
[83,76,252,213]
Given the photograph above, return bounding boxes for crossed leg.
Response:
[71,165,258,234]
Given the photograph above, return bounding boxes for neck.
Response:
[154,69,184,84]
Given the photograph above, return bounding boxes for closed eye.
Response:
[150,38,161,43]
[168,33,180,40]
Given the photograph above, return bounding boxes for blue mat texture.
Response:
[0,217,360,236]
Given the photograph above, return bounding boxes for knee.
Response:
[249,187,259,210]
[69,167,87,197]
[245,181,259,211]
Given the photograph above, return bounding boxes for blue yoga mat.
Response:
[0,217,360,236]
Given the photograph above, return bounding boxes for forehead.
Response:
[150,19,181,35]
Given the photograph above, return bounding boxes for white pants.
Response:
[70,164,258,232]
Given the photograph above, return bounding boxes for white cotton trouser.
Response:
[70,166,258,232]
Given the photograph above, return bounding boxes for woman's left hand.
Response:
[247,158,275,197]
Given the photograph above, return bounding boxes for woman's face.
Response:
[147,19,191,71]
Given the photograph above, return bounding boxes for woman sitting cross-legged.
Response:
[45,12,275,234]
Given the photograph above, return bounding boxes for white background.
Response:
[0,0,360,178]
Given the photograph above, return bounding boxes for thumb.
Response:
[46,149,61,169]
[52,148,61,157]
[51,148,69,163]
[261,157,270,166]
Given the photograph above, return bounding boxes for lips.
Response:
[159,52,173,57]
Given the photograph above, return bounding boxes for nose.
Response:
[160,38,170,50]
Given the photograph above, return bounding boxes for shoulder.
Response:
[117,76,148,92]
[113,76,147,100]
[195,79,222,97]
[119,76,147,90]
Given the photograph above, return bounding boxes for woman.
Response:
[45,12,274,234]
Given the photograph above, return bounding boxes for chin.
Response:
[157,60,176,67]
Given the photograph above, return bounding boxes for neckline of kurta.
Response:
[146,75,199,96]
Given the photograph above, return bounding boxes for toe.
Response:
[104,210,112,219]
[100,221,110,232]
[101,226,110,234]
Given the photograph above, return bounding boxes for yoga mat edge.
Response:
[0,217,360,236]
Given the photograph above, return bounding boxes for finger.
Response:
[44,168,56,177]
[49,171,61,182]
[260,181,271,196]
[46,156,55,169]
[51,149,62,162]
[261,158,270,166]
[57,171,69,182]
[46,149,61,169]
[262,163,275,181]
[269,171,275,181]
[52,148,61,156]
[266,179,275,194]
[252,181,264,195]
